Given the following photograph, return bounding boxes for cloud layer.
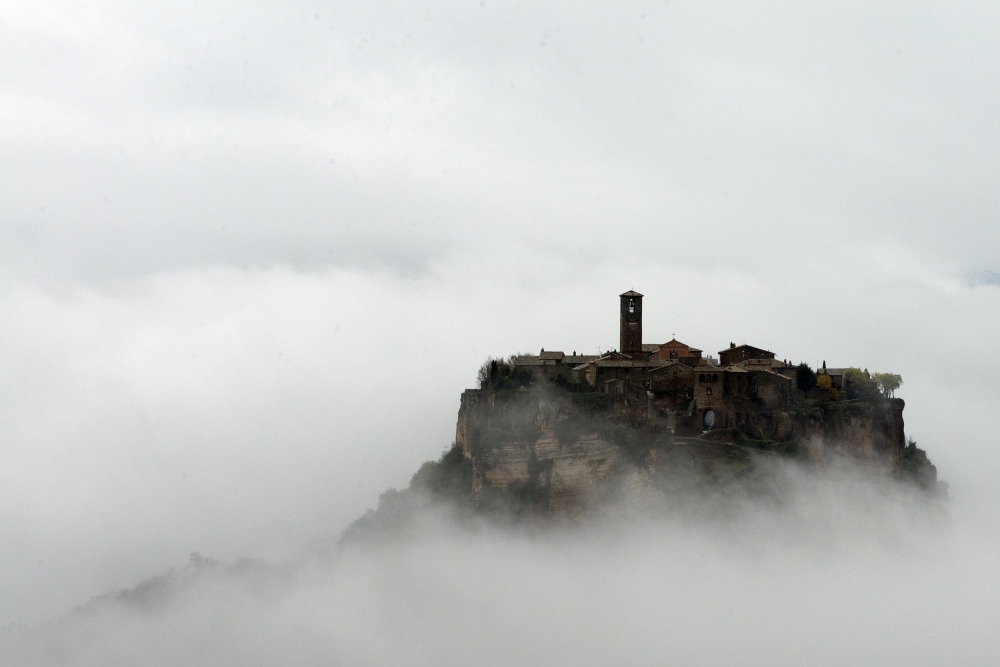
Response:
[5,1,1000,281]
[4,470,995,666]
[2,0,1000,635]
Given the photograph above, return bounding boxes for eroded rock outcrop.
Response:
[454,384,911,516]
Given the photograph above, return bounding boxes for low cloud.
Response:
[0,256,998,626]
[3,0,1000,661]
[4,465,993,666]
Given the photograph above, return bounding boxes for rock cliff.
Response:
[342,370,939,542]
[453,382,915,517]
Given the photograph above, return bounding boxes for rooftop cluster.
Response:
[501,291,899,434]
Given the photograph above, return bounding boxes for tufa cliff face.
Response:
[454,384,909,516]
[341,375,934,544]
[796,398,906,471]
[456,389,627,515]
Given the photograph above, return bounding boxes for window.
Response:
[628,298,635,314]
[706,387,713,396]
[712,374,718,382]
[699,374,705,382]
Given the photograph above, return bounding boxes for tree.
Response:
[815,373,840,400]
[843,367,870,386]
[872,372,902,398]
[477,358,493,389]
[900,439,940,492]
[796,363,817,391]
[477,355,533,390]
[843,367,879,401]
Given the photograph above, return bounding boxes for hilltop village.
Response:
[344,290,939,532]
[510,291,842,436]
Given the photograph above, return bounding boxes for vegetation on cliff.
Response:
[900,439,945,493]
[342,358,944,543]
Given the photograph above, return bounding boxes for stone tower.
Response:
[620,290,643,356]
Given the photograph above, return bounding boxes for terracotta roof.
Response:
[538,350,564,361]
[592,359,673,368]
[648,361,691,373]
[655,339,702,354]
[566,355,599,363]
[755,369,793,380]
[719,344,775,356]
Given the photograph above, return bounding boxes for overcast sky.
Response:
[2,0,1000,628]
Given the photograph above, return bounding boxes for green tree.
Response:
[477,355,533,390]
[477,358,497,389]
[872,372,902,398]
[796,363,817,391]
[843,367,869,385]
[900,439,941,493]
[843,367,879,401]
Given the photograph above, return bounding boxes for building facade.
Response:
[512,290,798,434]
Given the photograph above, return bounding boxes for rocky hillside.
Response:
[453,380,916,516]
[342,371,943,540]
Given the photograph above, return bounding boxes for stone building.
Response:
[647,339,705,365]
[512,290,798,434]
[719,343,775,366]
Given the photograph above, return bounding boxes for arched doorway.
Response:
[703,409,716,430]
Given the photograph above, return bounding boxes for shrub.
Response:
[570,392,615,415]
[409,443,474,499]
[900,439,941,493]
[477,356,534,391]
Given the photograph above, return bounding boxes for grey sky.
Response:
[6,1,1000,279]
[2,0,1000,629]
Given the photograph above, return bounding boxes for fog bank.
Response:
[4,0,1000,649]
[1,258,998,626]
[3,468,995,667]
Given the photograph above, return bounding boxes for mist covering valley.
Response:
[5,461,993,667]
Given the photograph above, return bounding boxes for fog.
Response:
[2,0,1000,662]
[4,466,997,666]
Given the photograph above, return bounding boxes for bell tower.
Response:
[619,290,643,356]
